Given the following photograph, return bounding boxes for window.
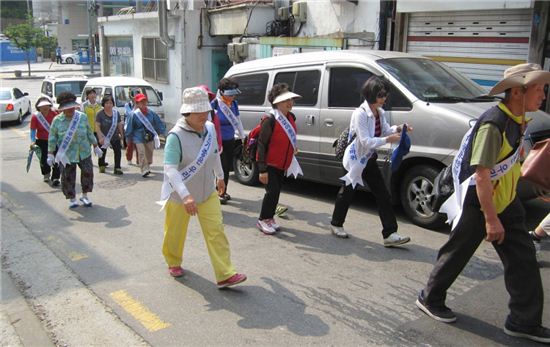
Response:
[273,70,320,106]
[142,38,168,83]
[54,81,88,99]
[107,37,134,76]
[329,67,373,108]
[13,88,23,99]
[42,82,53,98]
[114,86,161,107]
[384,87,412,111]
[232,73,269,106]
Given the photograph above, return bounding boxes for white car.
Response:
[0,87,32,124]
[61,52,79,64]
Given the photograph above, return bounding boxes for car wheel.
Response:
[16,110,23,124]
[400,164,446,229]
[233,151,259,186]
[66,57,74,64]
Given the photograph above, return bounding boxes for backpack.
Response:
[242,114,275,163]
[333,127,356,161]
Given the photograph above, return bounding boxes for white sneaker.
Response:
[79,196,92,207]
[383,232,410,247]
[69,199,79,209]
[256,219,276,235]
[330,225,349,238]
[268,218,281,231]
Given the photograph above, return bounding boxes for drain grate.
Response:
[96,178,138,190]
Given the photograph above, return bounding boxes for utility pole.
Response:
[87,0,95,74]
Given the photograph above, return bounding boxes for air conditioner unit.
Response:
[292,1,307,23]
[235,42,249,59]
[277,6,290,21]
[227,43,237,62]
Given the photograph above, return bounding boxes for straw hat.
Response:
[489,63,550,96]
[180,87,212,114]
[272,91,302,105]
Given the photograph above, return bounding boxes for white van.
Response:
[225,50,550,229]
[82,77,165,119]
[41,74,89,109]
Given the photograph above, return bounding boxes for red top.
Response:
[265,112,297,171]
[30,110,59,140]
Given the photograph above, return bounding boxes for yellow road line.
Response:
[45,235,89,261]
[110,290,171,332]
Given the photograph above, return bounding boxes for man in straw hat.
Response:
[159,87,246,288]
[416,63,550,343]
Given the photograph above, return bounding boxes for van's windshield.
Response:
[114,86,161,107]
[54,81,88,98]
[377,58,492,102]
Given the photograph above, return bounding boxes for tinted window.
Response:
[54,81,88,98]
[273,70,320,106]
[114,86,160,107]
[0,91,11,100]
[42,82,53,97]
[384,87,412,111]
[13,88,23,99]
[232,73,269,106]
[329,67,373,108]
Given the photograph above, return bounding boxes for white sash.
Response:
[216,96,245,139]
[158,122,216,207]
[272,109,303,178]
[440,126,522,230]
[101,109,119,149]
[55,112,81,166]
[134,109,161,149]
[340,106,375,188]
[35,112,50,133]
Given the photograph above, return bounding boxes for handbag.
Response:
[521,138,550,191]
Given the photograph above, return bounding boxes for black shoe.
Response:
[51,179,60,187]
[223,193,231,201]
[219,195,228,205]
[415,291,457,323]
[142,170,151,178]
[504,323,550,344]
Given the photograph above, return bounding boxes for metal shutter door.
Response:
[406,9,531,90]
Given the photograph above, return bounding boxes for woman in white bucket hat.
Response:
[30,96,61,185]
[160,87,247,289]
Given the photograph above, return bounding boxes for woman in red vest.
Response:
[255,83,302,235]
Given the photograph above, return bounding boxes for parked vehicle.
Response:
[225,50,550,229]
[41,75,89,109]
[82,76,165,120]
[61,52,79,64]
[0,87,31,124]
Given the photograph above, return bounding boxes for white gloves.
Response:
[94,146,104,157]
[47,154,55,167]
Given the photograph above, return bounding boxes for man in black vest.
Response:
[416,63,550,344]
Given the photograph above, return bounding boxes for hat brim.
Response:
[58,101,80,111]
[489,70,550,95]
[272,91,302,105]
[180,103,212,114]
[37,100,53,107]
[221,88,242,96]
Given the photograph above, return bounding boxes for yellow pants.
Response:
[162,192,236,282]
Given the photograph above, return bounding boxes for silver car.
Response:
[0,87,32,124]
[225,50,550,229]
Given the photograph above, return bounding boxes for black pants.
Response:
[56,55,62,63]
[220,139,235,193]
[98,139,122,169]
[331,156,397,238]
[259,166,285,220]
[35,139,60,179]
[423,190,543,328]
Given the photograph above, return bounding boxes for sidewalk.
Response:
[0,61,100,79]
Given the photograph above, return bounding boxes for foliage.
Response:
[4,18,51,76]
[0,0,29,20]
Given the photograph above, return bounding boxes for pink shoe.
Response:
[168,266,184,277]
[217,273,247,289]
[268,218,281,231]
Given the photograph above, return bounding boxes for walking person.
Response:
[211,78,245,204]
[47,92,103,208]
[124,93,165,178]
[256,83,303,235]
[531,212,550,258]
[124,89,140,166]
[198,84,222,153]
[160,87,246,288]
[95,95,124,175]
[416,63,550,344]
[81,89,102,136]
[30,97,60,186]
[55,46,62,64]
[329,76,411,246]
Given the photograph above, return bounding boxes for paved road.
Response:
[1,76,549,346]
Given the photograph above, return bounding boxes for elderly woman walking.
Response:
[160,87,246,288]
[95,95,124,174]
[48,92,103,208]
[30,97,60,185]
[255,83,303,235]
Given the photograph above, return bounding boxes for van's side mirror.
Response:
[157,90,163,101]
[469,119,476,128]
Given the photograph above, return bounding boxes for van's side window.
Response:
[232,73,269,106]
[329,67,373,108]
[273,70,320,106]
[384,87,412,111]
[42,82,53,97]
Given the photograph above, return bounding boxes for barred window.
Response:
[142,38,168,83]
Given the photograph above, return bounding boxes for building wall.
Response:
[397,0,532,13]
[57,1,97,54]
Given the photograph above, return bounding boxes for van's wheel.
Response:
[400,164,446,229]
[233,153,259,186]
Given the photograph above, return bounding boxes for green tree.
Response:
[4,19,46,76]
